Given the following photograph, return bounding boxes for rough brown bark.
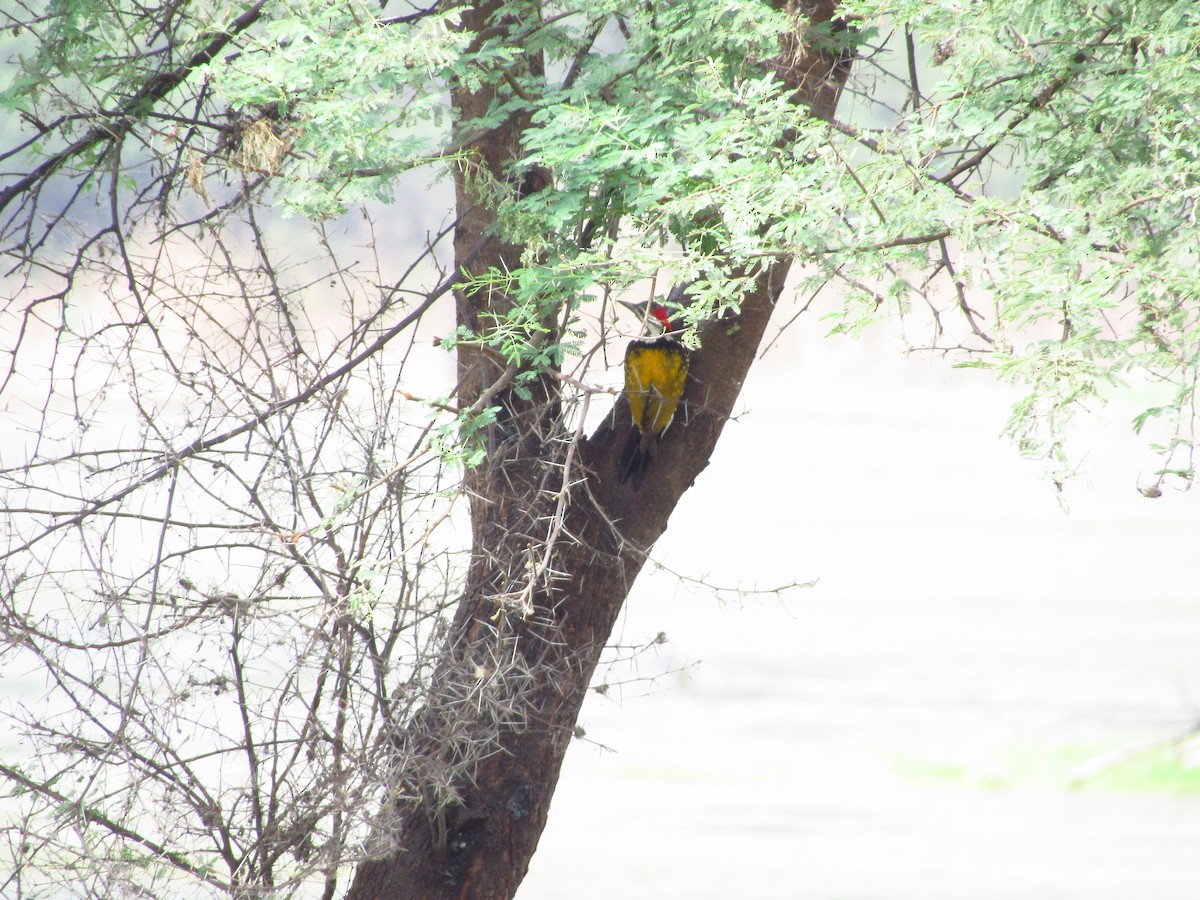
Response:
[345,3,851,898]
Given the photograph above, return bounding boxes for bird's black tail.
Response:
[618,429,652,488]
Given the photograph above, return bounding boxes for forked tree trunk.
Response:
[346,3,850,897]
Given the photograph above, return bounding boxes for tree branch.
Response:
[0,1,268,223]
[935,21,1120,185]
[0,761,231,892]
[0,233,490,563]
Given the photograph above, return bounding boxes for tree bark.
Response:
[346,3,851,897]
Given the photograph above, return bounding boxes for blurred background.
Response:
[523,302,1200,899]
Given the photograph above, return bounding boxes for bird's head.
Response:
[618,286,690,336]
[618,299,672,335]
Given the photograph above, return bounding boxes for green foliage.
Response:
[824,1,1200,485]
[498,0,1199,488]
[199,0,472,215]
[5,0,1200,484]
[510,0,833,338]
[5,0,207,118]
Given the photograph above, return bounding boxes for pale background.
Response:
[522,304,1200,899]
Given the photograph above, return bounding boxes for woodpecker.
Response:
[617,296,690,486]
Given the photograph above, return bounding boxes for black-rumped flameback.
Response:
[618,300,689,486]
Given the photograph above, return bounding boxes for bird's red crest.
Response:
[650,303,672,332]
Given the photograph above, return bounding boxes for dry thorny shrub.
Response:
[0,205,658,895]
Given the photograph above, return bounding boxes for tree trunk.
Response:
[345,3,851,897]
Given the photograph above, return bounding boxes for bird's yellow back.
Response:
[624,339,689,440]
